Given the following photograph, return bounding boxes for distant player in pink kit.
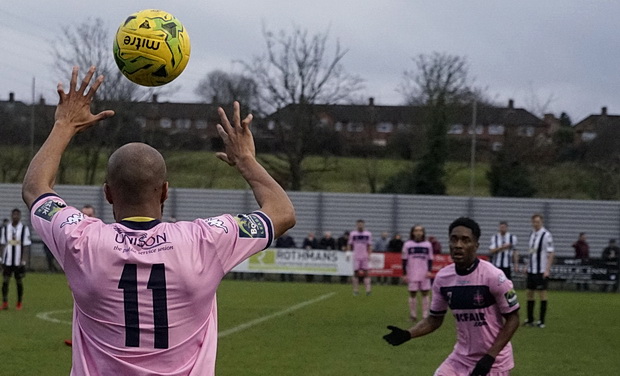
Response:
[401,225,433,321]
[348,219,373,296]
[384,217,520,376]
[22,66,296,376]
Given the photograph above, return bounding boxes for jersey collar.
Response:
[119,217,161,230]
[455,258,480,276]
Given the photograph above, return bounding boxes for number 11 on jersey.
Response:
[118,263,169,349]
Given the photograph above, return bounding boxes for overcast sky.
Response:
[2,1,618,122]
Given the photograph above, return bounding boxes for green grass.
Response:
[1,273,619,375]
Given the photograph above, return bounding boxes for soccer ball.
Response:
[113,9,191,86]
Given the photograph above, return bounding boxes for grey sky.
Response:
[2,1,618,122]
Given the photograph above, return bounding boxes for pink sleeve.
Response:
[490,269,520,314]
[30,194,98,268]
[196,211,274,273]
[430,276,448,315]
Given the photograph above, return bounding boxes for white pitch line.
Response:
[36,309,72,325]
[37,292,337,335]
[218,292,336,338]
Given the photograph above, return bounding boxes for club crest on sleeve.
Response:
[205,217,228,233]
[498,272,507,285]
[34,199,67,222]
[60,213,85,228]
[235,214,266,239]
[504,289,518,307]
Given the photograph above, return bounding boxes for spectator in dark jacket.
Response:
[572,232,590,291]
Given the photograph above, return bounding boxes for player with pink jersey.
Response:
[384,218,520,376]
[22,66,296,376]
[348,219,373,296]
[401,225,433,321]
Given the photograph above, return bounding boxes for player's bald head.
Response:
[106,143,167,204]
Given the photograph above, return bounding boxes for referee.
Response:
[524,213,555,328]
[489,221,518,280]
[1,208,32,310]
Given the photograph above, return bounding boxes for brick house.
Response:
[263,98,549,153]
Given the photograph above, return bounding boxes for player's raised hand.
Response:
[383,325,411,346]
[215,101,255,166]
[55,66,115,133]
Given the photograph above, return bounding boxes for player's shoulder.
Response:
[478,259,499,272]
[435,263,456,279]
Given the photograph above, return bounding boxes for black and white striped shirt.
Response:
[1,222,32,266]
[489,232,517,268]
[527,228,554,274]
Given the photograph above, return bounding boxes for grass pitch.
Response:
[0,273,618,375]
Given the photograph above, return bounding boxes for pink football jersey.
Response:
[348,230,372,259]
[430,259,519,373]
[31,194,273,376]
[401,240,433,282]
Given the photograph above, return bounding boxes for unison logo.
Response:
[114,232,169,249]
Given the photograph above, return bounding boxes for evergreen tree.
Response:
[487,151,536,197]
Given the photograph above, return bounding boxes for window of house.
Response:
[334,122,344,132]
[468,125,484,135]
[488,124,505,135]
[581,131,597,142]
[195,120,208,130]
[492,142,503,151]
[176,118,192,129]
[160,117,172,128]
[448,124,464,134]
[135,117,147,128]
[376,122,393,133]
[347,122,364,132]
[518,126,535,137]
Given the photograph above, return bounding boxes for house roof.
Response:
[268,102,543,126]
[573,114,620,132]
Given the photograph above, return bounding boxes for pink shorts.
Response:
[408,279,431,292]
[434,358,510,376]
[353,258,369,271]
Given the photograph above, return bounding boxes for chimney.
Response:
[9,92,14,103]
[368,97,374,106]
[152,94,158,103]
[602,106,607,116]
[508,99,514,109]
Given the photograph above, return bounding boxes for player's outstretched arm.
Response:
[22,66,115,208]
[215,102,295,238]
[383,315,444,346]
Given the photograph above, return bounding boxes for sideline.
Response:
[35,292,337,335]
[36,309,72,325]
[218,292,336,338]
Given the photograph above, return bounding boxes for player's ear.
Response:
[160,181,169,203]
[103,183,114,204]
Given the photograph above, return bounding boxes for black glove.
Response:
[470,354,495,376]
[382,325,411,346]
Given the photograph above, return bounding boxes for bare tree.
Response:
[194,70,260,111]
[392,53,475,194]
[50,18,153,184]
[399,52,474,107]
[523,82,555,118]
[242,25,364,190]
